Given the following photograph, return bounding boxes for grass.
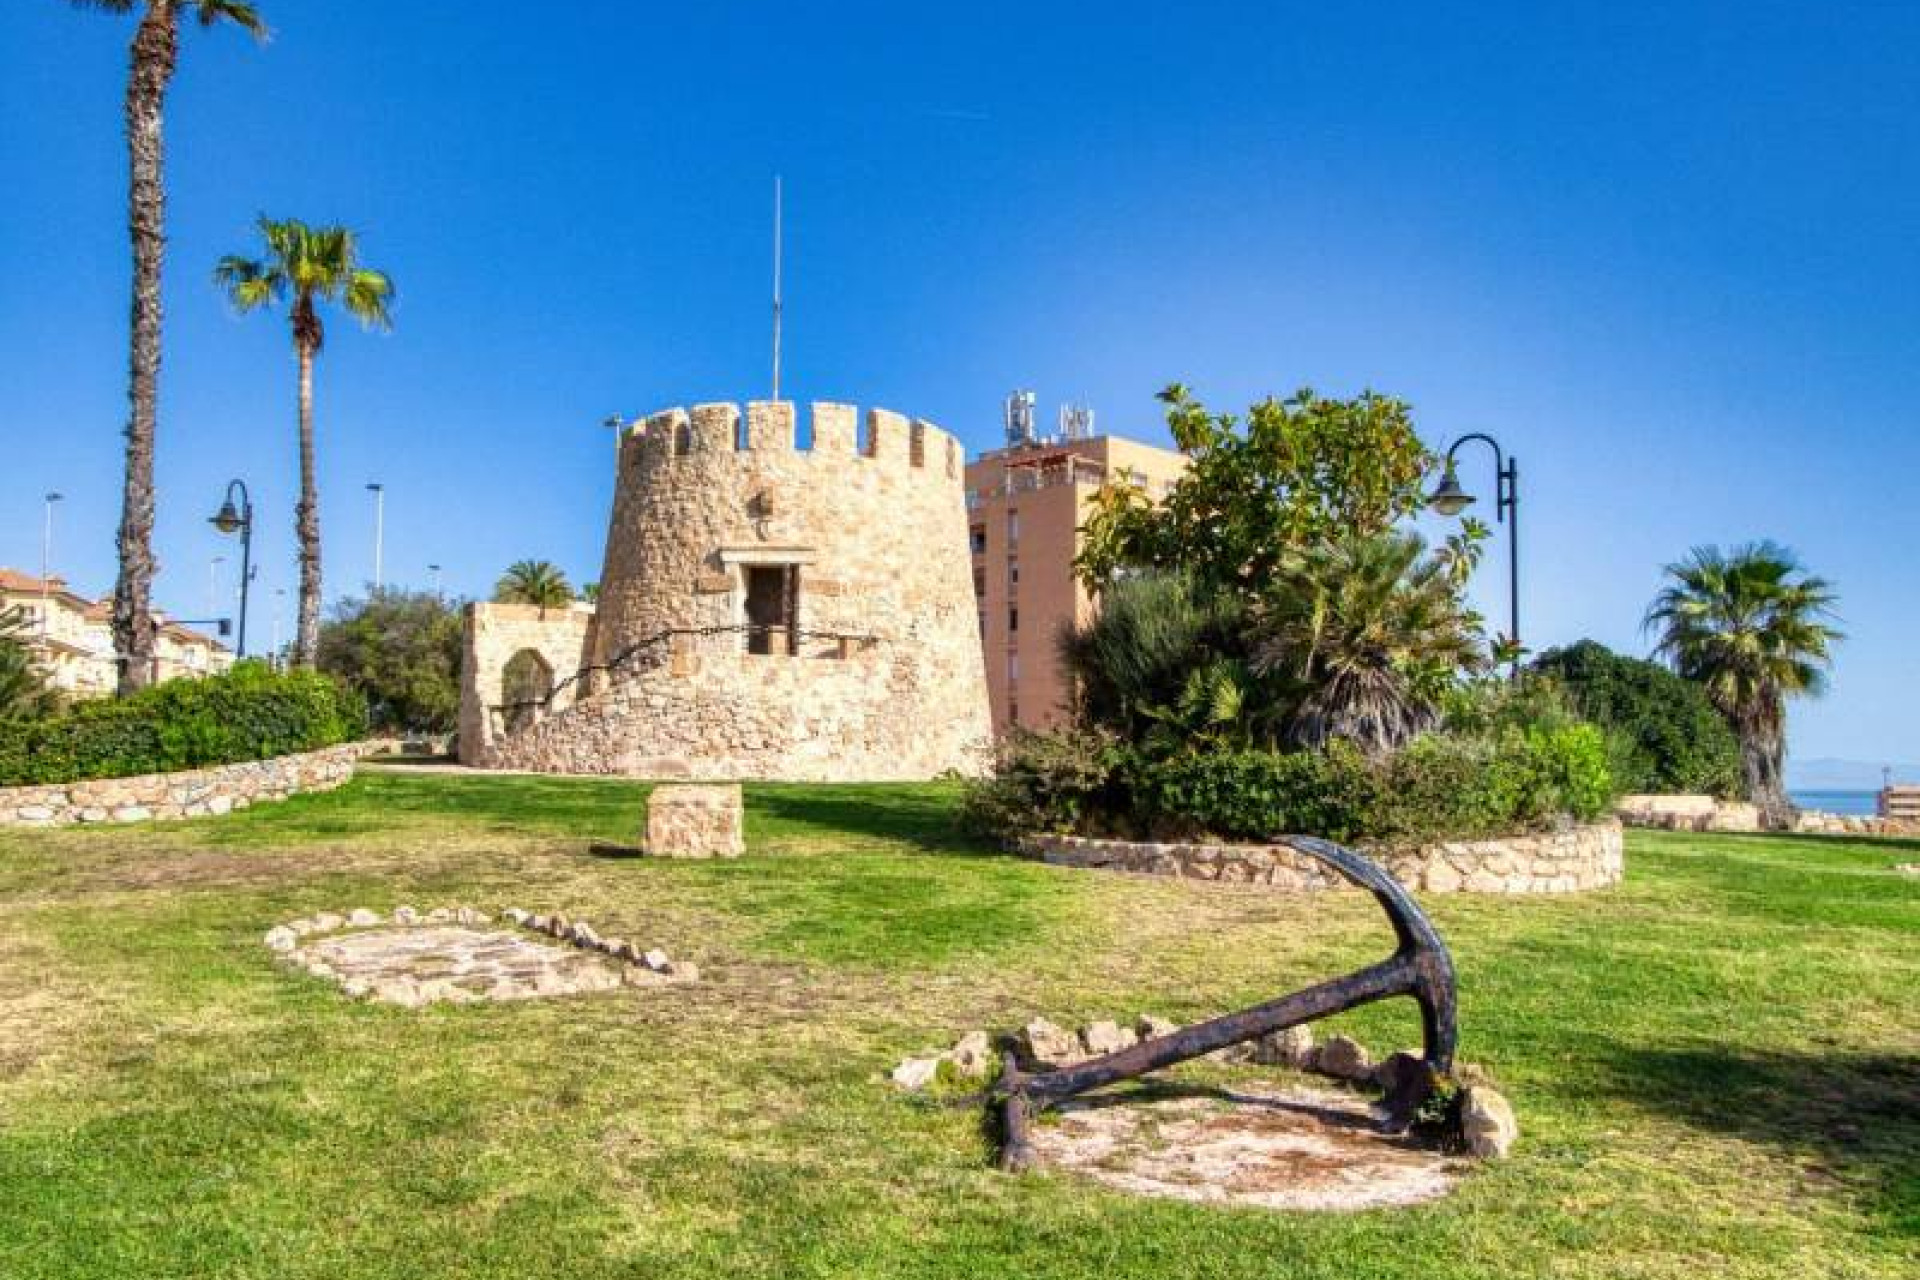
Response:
[0,769,1914,1278]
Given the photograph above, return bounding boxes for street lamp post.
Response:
[1427,433,1520,673]
[366,482,386,593]
[39,491,62,638]
[427,563,443,597]
[208,479,254,657]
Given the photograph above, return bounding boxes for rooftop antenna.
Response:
[771,175,783,401]
[1004,390,1037,447]
[1059,402,1095,440]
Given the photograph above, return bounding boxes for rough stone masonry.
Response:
[459,401,992,781]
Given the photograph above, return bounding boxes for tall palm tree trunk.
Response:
[1741,701,1792,828]
[111,2,178,695]
[293,338,322,666]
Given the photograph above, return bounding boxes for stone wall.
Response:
[457,602,596,762]
[1616,794,1761,832]
[0,743,369,828]
[465,400,992,781]
[1018,822,1624,895]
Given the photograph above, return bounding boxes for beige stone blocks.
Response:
[646,783,745,858]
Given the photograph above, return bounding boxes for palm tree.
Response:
[215,217,395,667]
[0,606,61,720]
[75,1,266,693]
[1645,542,1841,824]
[493,561,574,613]
[1252,530,1488,755]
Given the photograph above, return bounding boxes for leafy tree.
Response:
[0,606,61,721]
[493,560,574,611]
[75,0,266,692]
[1645,542,1841,823]
[1252,530,1489,755]
[1075,384,1448,592]
[1529,640,1742,797]
[315,590,461,733]
[215,217,395,668]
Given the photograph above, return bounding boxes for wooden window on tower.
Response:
[743,565,799,655]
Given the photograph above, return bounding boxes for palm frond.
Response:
[190,0,268,39]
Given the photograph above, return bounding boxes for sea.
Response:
[1789,789,1881,816]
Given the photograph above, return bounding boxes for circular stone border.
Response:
[1018,822,1623,895]
[263,904,700,1005]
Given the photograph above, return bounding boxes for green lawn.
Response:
[0,770,1914,1278]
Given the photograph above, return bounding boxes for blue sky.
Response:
[2,2,1915,766]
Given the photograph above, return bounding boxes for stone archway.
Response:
[500,649,555,734]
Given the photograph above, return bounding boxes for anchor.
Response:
[994,835,1457,1171]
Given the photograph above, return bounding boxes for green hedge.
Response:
[0,661,367,787]
[964,724,1613,847]
[1529,640,1741,797]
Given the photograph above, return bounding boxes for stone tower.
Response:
[459,401,992,781]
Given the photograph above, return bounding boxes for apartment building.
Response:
[0,567,233,697]
[964,404,1187,734]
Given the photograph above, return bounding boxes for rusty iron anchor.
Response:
[994,835,1457,1171]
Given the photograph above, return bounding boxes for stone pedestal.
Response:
[646,783,744,858]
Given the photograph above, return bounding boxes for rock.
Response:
[426,907,454,925]
[342,977,372,998]
[641,948,672,973]
[528,914,550,933]
[598,937,629,956]
[263,926,299,953]
[1251,1025,1315,1068]
[392,906,419,926]
[346,908,380,928]
[285,917,319,937]
[455,907,488,926]
[890,1056,942,1090]
[375,977,425,1008]
[1461,1086,1518,1158]
[946,1030,993,1077]
[504,907,531,925]
[1021,1017,1082,1067]
[1080,1020,1138,1056]
[548,915,572,938]
[570,922,601,948]
[1136,1014,1179,1041]
[310,912,344,933]
[1314,1035,1374,1082]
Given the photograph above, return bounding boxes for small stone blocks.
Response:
[646,783,744,858]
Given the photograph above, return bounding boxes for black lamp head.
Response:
[1428,466,1476,517]
[210,500,243,534]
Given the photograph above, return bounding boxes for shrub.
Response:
[958,728,1129,841]
[977,723,1613,847]
[0,661,367,786]
[1529,640,1741,796]
[316,589,462,733]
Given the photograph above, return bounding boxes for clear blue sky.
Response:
[2,2,1915,766]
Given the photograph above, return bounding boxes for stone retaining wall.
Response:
[1019,822,1623,895]
[0,743,370,827]
[1616,794,1760,832]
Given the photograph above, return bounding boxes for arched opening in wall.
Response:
[501,649,555,734]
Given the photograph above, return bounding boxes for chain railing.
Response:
[487,623,883,724]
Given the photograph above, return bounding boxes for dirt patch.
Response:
[1027,1084,1460,1211]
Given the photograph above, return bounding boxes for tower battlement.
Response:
[620,401,962,481]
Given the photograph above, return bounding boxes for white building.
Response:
[0,567,233,697]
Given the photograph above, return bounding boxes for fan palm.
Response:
[1645,542,1840,824]
[74,1,266,692]
[1252,530,1488,755]
[215,217,395,667]
[493,561,575,613]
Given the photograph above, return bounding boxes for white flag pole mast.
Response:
[772,175,783,402]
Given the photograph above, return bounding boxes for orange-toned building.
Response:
[964,427,1187,734]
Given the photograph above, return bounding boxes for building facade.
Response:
[0,568,233,696]
[459,400,993,780]
[964,433,1188,733]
